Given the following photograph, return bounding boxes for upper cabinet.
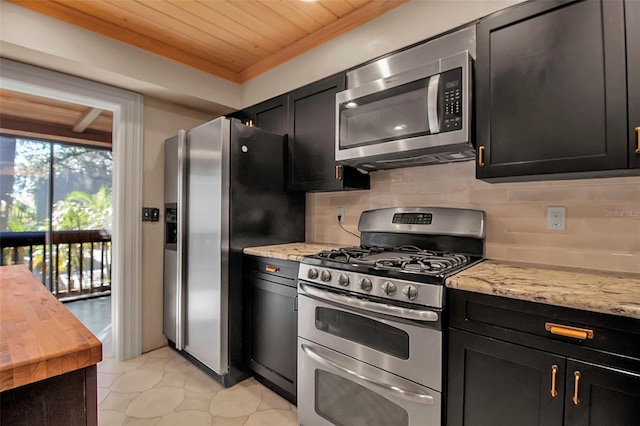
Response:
[245,95,289,135]
[287,74,369,192]
[475,0,638,181]
[627,0,640,170]
[232,74,370,192]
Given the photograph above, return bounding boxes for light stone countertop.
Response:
[243,242,347,262]
[446,260,640,319]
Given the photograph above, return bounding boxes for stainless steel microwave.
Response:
[335,49,474,171]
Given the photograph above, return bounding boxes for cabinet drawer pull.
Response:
[545,322,593,340]
[572,371,581,405]
[635,127,640,154]
[335,165,343,180]
[477,145,485,167]
[265,265,279,273]
[550,365,558,398]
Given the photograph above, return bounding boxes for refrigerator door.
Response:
[184,117,230,375]
[163,130,187,350]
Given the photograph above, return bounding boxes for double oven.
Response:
[296,207,486,426]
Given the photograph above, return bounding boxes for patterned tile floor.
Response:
[98,346,298,425]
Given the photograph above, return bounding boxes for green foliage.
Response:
[6,200,44,232]
[53,186,112,231]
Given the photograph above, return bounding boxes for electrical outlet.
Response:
[547,206,566,231]
[337,207,345,223]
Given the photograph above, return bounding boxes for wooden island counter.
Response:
[0,265,102,425]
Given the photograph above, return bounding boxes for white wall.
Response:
[0,0,523,112]
[0,0,241,114]
[241,0,523,107]
[141,98,213,352]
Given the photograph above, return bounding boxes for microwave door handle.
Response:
[299,283,439,322]
[301,343,435,406]
[427,74,441,134]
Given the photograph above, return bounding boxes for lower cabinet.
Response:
[564,360,640,426]
[245,256,298,403]
[0,365,98,426]
[447,289,640,426]
[448,329,565,426]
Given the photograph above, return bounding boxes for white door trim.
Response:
[0,58,143,361]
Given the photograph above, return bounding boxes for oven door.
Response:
[298,338,441,426]
[298,283,442,391]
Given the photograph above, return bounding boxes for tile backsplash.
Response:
[306,161,640,274]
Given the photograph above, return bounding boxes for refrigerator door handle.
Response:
[176,129,187,350]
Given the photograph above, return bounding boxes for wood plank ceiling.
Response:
[0,89,113,146]
[8,0,407,83]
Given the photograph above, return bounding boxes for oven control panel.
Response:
[298,264,444,309]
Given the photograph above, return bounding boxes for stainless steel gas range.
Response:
[297,207,486,426]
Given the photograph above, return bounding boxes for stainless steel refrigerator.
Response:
[163,117,305,387]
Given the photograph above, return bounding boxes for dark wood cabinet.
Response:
[244,255,298,403]
[627,0,640,170]
[1,365,98,426]
[564,360,640,426]
[448,329,565,426]
[287,74,369,192]
[475,0,632,181]
[231,74,369,192]
[447,289,640,426]
[245,94,289,135]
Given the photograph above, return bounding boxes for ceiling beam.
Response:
[1,115,112,146]
[73,107,103,133]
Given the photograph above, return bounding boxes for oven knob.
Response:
[338,274,350,286]
[381,281,396,296]
[359,278,372,292]
[402,284,418,301]
[320,270,332,282]
[307,268,319,280]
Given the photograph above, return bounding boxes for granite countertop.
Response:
[243,242,346,262]
[0,265,102,391]
[446,260,640,319]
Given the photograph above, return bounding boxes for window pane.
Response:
[52,144,112,231]
[51,143,112,296]
[0,136,50,284]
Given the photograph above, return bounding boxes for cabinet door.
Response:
[250,94,288,135]
[448,329,565,426]
[287,74,369,191]
[627,0,640,169]
[249,276,297,396]
[476,0,627,180]
[564,360,640,426]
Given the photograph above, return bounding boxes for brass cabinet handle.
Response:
[550,365,558,398]
[635,127,640,154]
[265,265,279,273]
[478,145,485,167]
[572,371,581,405]
[335,165,343,180]
[545,322,594,340]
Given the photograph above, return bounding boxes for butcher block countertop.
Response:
[244,242,346,262]
[446,260,640,320]
[0,265,102,392]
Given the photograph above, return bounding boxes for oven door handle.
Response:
[299,283,438,322]
[301,343,435,406]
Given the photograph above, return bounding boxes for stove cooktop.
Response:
[302,245,481,283]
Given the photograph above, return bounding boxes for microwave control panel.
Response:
[441,67,463,133]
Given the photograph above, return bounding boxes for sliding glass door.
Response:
[0,134,112,299]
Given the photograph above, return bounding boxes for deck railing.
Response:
[0,230,111,300]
